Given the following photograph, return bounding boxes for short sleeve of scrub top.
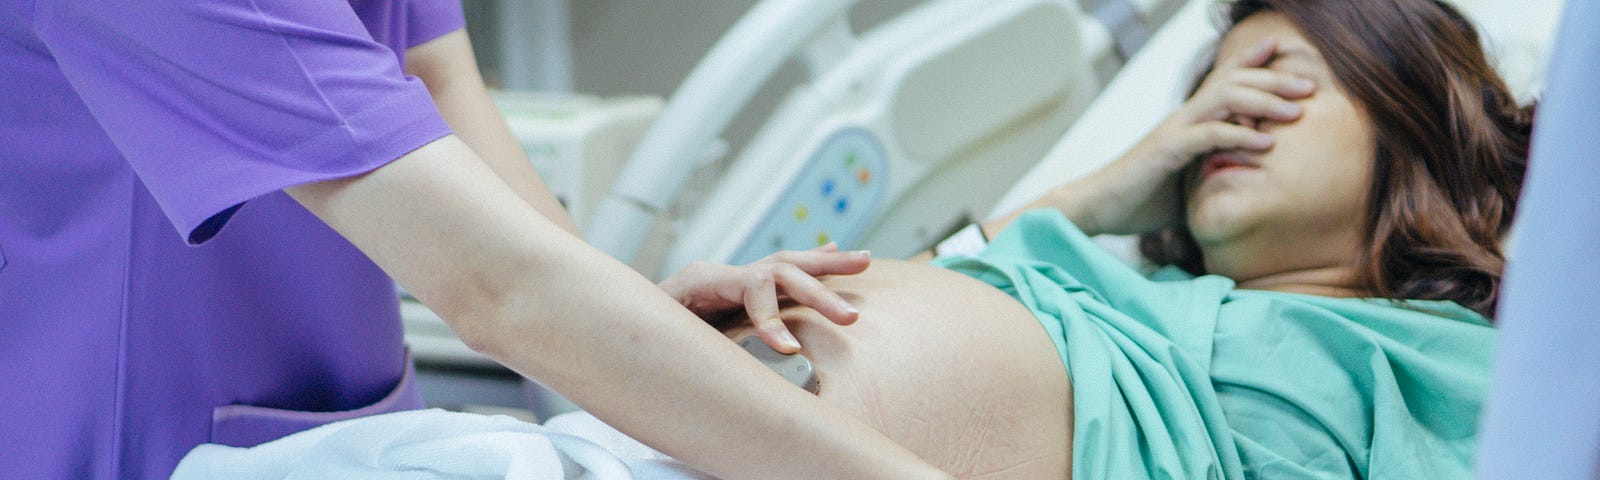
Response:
[405,0,468,47]
[32,0,454,244]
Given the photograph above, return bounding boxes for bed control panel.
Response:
[730,128,888,264]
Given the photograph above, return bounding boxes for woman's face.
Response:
[1184,12,1375,276]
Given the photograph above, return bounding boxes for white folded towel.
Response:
[171,409,714,480]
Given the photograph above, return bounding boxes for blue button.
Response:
[821,178,836,196]
[834,197,849,213]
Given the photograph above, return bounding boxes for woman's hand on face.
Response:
[1074,37,1315,235]
[658,243,870,354]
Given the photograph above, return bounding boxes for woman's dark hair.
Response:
[1140,0,1534,319]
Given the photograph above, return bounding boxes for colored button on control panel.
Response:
[794,204,809,220]
[856,168,871,184]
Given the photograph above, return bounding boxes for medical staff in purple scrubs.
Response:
[0,1,949,479]
[0,1,481,477]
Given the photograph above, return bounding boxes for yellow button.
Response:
[794,204,809,220]
[816,232,831,246]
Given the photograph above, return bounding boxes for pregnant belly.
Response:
[724,259,1073,479]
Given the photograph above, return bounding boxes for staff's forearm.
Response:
[287,136,947,480]
[407,30,579,236]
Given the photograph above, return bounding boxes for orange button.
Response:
[856,168,871,184]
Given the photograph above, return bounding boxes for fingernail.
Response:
[1294,79,1314,92]
[1252,133,1274,148]
[841,302,859,315]
[1276,102,1301,117]
[777,330,801,351]
[852,250,871,257]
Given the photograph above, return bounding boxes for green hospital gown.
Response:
[931,210,1494,479]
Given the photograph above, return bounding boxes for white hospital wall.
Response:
[463,0,922,158]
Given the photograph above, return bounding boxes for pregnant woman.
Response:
[704,0,1530,477]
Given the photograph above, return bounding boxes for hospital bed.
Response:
[583,0,1188,278]
[581,0,1561,280]
[410,0,1192,415]
[420,0,1567,425]
[310,0,1577,477]
[562,0,1564,411]
[392,0,1196,420]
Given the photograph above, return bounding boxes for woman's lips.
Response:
[1200,152,1260,180]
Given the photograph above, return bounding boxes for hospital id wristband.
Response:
[934,223,989,257]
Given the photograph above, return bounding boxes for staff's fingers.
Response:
[758,249,871,277]
[770,263,860,326]
[661,261,733,314]
[741,270,800,353]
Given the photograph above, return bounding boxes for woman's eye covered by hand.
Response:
[1188,37,1317,130]
[1144,37,1319,171]
[658,243,870,354]
[1060,37,1321,237]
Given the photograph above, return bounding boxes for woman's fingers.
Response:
[1075,37,1294,235]
[1216,87,1303,122]
[1187,36,1315,124]
[1181,122,1275,154]
[769,263,860,326]
[1229,68,1317,99]
[1220,36,1278,70]
[1189,71,1312,122]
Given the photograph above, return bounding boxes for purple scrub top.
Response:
[0,1,464,478]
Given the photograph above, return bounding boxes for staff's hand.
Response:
[658,243,870,354]
[1073,36,1314,235]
